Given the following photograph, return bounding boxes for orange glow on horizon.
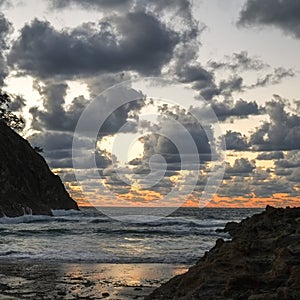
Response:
[73,193,300,208]
[63,177,300,209]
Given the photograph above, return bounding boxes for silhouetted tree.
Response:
[0,90,25,131]
[33,146,44,153]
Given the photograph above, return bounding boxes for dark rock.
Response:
[0,121,79,217]
[102,292,110,297]
[146,206,300,300]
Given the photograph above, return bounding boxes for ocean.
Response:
[0,207,262,264]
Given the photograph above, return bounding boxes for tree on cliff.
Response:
[0,90,25,131]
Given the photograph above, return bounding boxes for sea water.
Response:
[0,207,262,264]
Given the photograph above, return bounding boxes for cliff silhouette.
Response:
[0,121,79,217]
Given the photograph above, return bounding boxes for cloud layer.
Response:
[8,13,179,79]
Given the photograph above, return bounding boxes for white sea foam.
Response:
[0,214,52,224]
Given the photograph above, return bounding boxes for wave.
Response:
[0,214,54,224]
[0,251,201,264]
[112,215,229,227]
[0,210,83,225]
[51,209,82,216]
[93,227,227,237]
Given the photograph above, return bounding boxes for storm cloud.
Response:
[250,96,300,151]
[212,99,261,121]
[256,151,284,160]
[238,0,300,39]
[8,12,179,79]
[29,82,93,133]
[49,0,132,10]
[224,131,249,151]
[226,158,256,175]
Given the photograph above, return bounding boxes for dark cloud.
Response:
[209,51,269,72]
[30,81,144,135]
[274,168,293,177]
[238,0,300,39]
[47,150,112,169]
[211,98,261,121]
[49,0,131,10]
[287,168,300,182]
[208,52,294,98]
[176,64,219,101]
[218,178,252,197]
[224,131,249,151]
[274,151,300,180]
[7,95,26,112]
[219,164,295,198]
[275,151,300,169]
[199,73,275,101]
[159,2,218,101]
[184,72,245,101]
[248,68,295,89]
[29,130,113,169]
[218,75,244,97]
[256,151,284,160]
[8,13,179,79]
[28,131,76,168]
[86,72,132,98]
[29,131,75,151]
[226,158,255,175]
[30,82,92,132]
[10,0,217,103]
[0,13,13,87]
[126,105,212,197]
[202,67,294,101]
[252,176,294,197]
[175,63,219,101]
[177,65,214,87]
[0,0,12,8]
[152,106,211,161]
[29,82,145,170]
[250,96,300,151]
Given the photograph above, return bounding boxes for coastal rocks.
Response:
[0,121,79,217]
[146,206,300,300]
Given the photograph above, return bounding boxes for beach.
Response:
[0,208,261,299]
[0,261,188,299]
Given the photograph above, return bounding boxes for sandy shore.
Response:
[0,261,188,299]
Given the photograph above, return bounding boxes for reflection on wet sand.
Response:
[0,262,188,299]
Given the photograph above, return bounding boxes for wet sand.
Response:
[0,261,188,299]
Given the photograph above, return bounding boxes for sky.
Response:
[1,0,300,208]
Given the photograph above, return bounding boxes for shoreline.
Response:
[0,261,189,299]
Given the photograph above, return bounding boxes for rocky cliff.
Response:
[146,206,300,300]
[0,121,79,217]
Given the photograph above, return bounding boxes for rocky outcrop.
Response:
[146,206,300,300]
[0,121,79,217]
